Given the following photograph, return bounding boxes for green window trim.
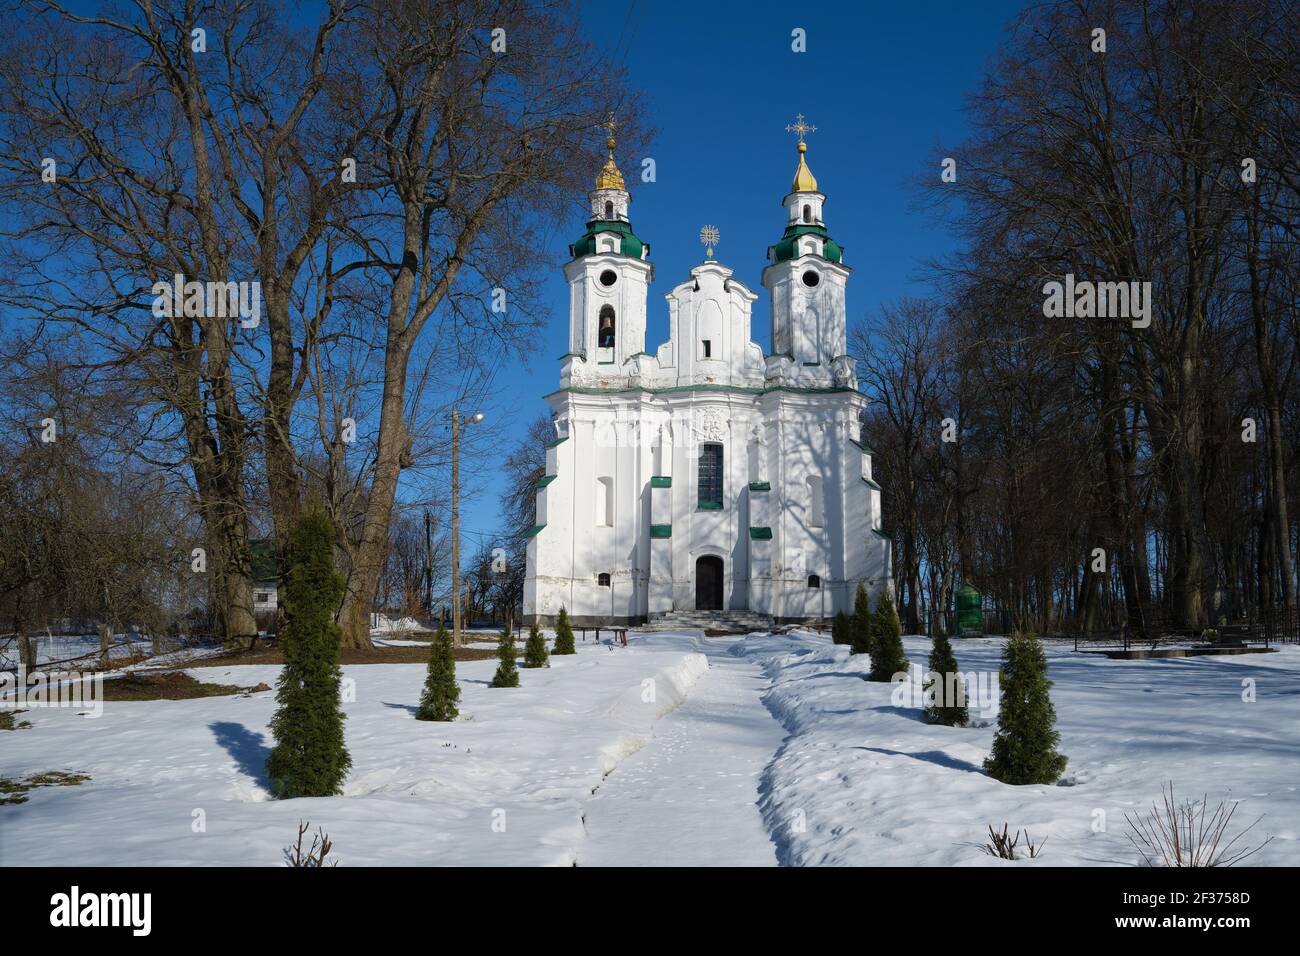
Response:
[861,477,882,491]
[871,528,891,541]
[748,481,771,492]
[536,474,557,488]
[524,524,546,538]
[650,524,672,539]
[697,501,723,511]
[749,527,773,540]
[545,435,569,449]
[650,475,672,488]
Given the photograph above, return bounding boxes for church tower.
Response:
[761,117,851,385]
[562,127,652,371]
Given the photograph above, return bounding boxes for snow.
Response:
[369,614,425,635]
[580,635,783,866]
[741,632,1300,866]
[3,628,1298,867]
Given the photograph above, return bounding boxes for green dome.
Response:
[768,223,843,264]
[569,219,646,260]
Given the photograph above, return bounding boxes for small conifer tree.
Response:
[923,631,969,726]
[415,622,460,721]
[831,609,851,645]
[850,582,873,655]
[490,622,520,687]
[523,621,550,668]
[266,505,352,798]
[984,633,1068,785]
[868,589,908,682]
[552,606,576,655]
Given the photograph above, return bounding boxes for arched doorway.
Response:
[695,555,724,610]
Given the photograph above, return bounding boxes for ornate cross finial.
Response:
[699,224,720,259]
[604,113,618,152]
[785,113,816,145]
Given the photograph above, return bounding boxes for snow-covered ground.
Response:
[744,633,1300,866]
[3,629,1297,866]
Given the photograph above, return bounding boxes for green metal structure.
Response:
[956,583,983,637]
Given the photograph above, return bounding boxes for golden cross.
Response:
[785,113,816,144]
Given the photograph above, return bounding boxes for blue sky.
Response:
[459,0,1027,541]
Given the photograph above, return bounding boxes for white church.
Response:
[523,119,892,625]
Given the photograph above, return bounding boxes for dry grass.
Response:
[981,822,1046,860]
[99,671,267,701]
[187,643,498,668]
[1,770,90,805]
[1125,783,1271,867]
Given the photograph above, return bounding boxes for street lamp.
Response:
[451,409,484,647]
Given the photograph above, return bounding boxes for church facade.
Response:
[523,124,892,625]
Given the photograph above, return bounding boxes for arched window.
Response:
[598,304,616,348]
[807,574,821,589]
[597,572,611,587]
[802,203,811,223]
[698,443,723,508]
[604,200,614,219]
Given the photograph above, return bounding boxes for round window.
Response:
[599,270,618,287]
[802,270,820,288]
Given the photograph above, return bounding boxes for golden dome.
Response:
[792,140,818,192]
[595,135,626,191]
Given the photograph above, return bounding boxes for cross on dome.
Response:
[785,113,818,193]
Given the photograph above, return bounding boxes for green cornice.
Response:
[650,524,672,539]
[524,524,546,538]
[536,474,557,488]
[569,218,647,260]
[650,476,672,488]
[850,437,876,455]
[749,526,773,540]
[748,481,771,492]
[861,477,882,491]
[697,501,723,511]
[544,435,569,449]
[871,528,892,541]
[769,223,844,264]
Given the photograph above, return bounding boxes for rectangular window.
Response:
[807,475,824,528]
[702,339,712,358]
[698,443,723,508]
[595,476,614,526]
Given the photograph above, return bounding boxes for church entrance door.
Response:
[695,556,724,610]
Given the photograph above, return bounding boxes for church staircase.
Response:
[639,609,776,634]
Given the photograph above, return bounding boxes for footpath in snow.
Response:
[578,635,785,866]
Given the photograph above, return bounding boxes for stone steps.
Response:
[639,610,776,633]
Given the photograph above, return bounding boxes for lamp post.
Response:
[451,409,484,647]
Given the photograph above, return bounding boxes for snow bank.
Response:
[598,651,709,773]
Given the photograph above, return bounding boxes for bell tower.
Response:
[761,115,850,379]
[563,122,652,368]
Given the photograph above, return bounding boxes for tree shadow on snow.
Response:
[382,701,418,715]
[851,745,985,774]
[210,721,272,787]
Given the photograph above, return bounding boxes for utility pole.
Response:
[450,408,484,647]
[423,508,433,619]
